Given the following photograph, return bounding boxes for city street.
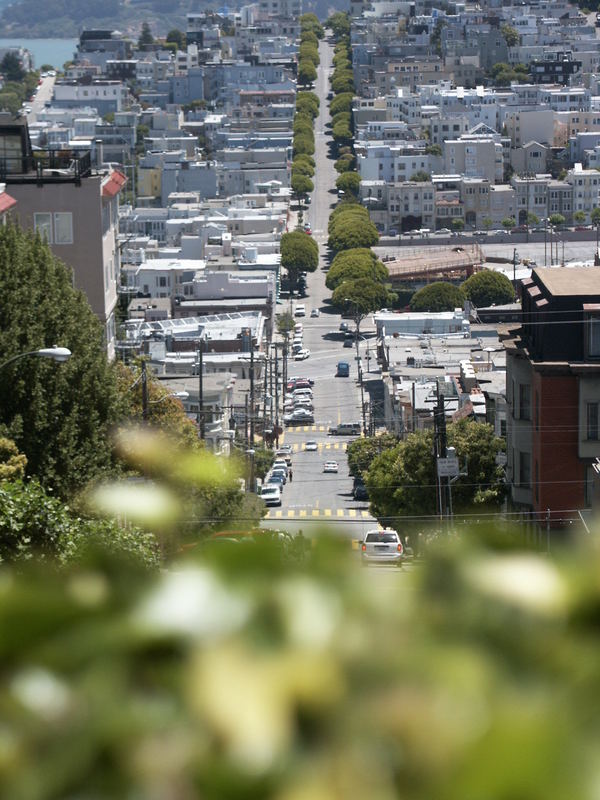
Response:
[263,38,379,541]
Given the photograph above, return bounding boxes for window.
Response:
[587,402,599,440]
[34,212,52,243]
[519,383,531,420]
[519,451,531,488]
[585,465,595,508]
[54,212,73,244]
[587,316,600,357]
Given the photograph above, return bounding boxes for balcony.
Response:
[0,150,92,186]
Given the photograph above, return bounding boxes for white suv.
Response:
[260,485,282,506]
[294,304,306,317]
[361,529,403,566]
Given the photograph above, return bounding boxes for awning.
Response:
[102,169,127,198]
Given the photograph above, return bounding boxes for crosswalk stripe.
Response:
[361,511,369,518]
[349,509,357,517]
[324,509,332,516]
[311,509,319,517]
[300,509,307,517]
[337,509,344,517]
[266,507,373,520]
[276,510,283,518]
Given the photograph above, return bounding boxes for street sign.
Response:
[437,456,459,477]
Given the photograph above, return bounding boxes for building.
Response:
[0,115,124,358]
[504,268,600,523]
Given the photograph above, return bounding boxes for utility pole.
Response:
[274,344,280,448]
[141,358,148,422]
[244,393,249,447]
[197,339,204,439]
[512,247,517,285]
[249,343,255,448]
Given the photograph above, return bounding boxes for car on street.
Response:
[310,308,320,317]
[304,226,312,235]
[294,304,306,317]
[294,348,311,360]
[353,482,369,501]
[343,338,353,348]
[437,227,451,235]
[339,321,349,332]
[323,461,339,473]
[361,529,404,567]
[260,485,282,506]
[336,361,350,377]
[275,448,292,465]
[267,473,285,487]
[272,459,289,474]
[304,440,318,451]
[284,408,314,425]
[270,467,287,484]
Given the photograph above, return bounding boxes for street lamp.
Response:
[0,346,72,371]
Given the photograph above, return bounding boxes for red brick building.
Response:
[504,268,600,524]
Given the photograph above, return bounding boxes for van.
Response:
[294,304,306,317]
[330,422,361,436]
[294,323,303,334]
[336,361,350,377]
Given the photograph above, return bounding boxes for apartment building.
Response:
[505,268,600,521]
[567,164,600,223]
[0,116,124,358]
[443,135,504,183]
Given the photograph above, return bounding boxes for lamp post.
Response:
[0,346,72,372]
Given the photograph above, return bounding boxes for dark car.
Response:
[343,338,353,348]
[353,482,369,501]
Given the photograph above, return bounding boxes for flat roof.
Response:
[535,267,600,296]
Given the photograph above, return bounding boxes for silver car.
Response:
[361,529,404,566]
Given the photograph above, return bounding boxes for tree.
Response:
[327,11,350,38]
[501,23,520,47]
[298,60,317,86]
[293,133,315,156]
[482,217,493,230]
[331,278,396,335]
[331,121,353,146]
[452,218,465,232]
[335,155,355,173]
[527,212,540,227]
[367,420,505,519]
[331,111,351,129]
[410,282,465,312]
[292,159,314,177]
[335,171,361,197]
[296,92,319,119]
[330,92,353,116]
[0,225,125,497]
[0,479,159,568]
[0,437,27,481]
[291,172,314,197]
[276,312,295,338]
[502,217,516,230]
[549,213,566,228]
[410,171,431,182]
[299,43,319,66]
[425,144,442,156]
[280,232,319,293]
[166,29,186,49]
[331,72,355,95]
[138,21,154,48]
[326,248,388,291]
[347,432,399,480]
[328,216,379,252]
[461,270,515,308]
[573,211,587,224]
[299,12,324,38]
[591,207,600,226]
[0,52,25,82]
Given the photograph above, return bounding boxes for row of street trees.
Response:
[409,270,515,312]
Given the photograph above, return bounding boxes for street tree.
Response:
[299,13,324,38]
[330,92,353,116]
[331,111,351,129]
[331,72,354,95]
[291,172,314,197]
[298,60,317,85]
[591,207,600,226]
[280,232,318,293]
[346,432,400,480]
[331,120,353,146]
[293,132,315,156]
[573,211,587,224]
[482,217,493,230]
[0,224,125,496]
[328,215,379,251]
[502,216,516,230]
[276,312,296,338]
[292,159,314,177]
[331,278,396,336]
[326,248,388,291]
[461,270,515,308]
[366,420,505,519]
[335,153,355,173]
[410,282,465,312]
[327,11,350,38]
[500,23,519,47]
[527,212,540,227]
[452,218,464,232]
[296,92,319,119]
[335,171,361,197]
[549,213,566,228]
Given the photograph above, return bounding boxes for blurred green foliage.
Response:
[2,526,600,798]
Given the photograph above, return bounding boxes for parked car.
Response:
[294,348,311,360]
[270,467,287,484]
[361,529,404,567]
[260,485,282,506]
[294,304,306,317]
[284,408,314,425]
[304,440,318,451]
[310,308,320,317]
[353,481,369,501]
[323,461,339,473]
[267,473,285,487]
[437,227,451,235]
[343,338,353,348]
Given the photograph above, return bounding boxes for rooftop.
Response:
[535,266,600,296]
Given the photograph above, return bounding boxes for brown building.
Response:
[504,268,600,524]
[0,114,125,359]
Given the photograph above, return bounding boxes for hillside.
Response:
[0,0,189,38]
